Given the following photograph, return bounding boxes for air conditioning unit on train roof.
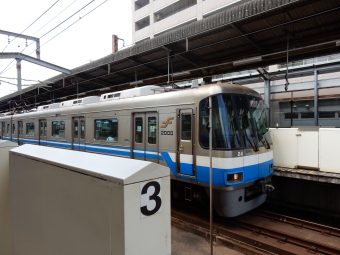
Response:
[100,85,161,102]
[37,103,60,111]
[60,96,100,108]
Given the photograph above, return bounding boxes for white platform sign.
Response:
[140,179,162,219]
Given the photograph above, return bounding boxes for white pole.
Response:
[209,96,213,255]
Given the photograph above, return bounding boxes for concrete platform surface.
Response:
[171,226,243,255]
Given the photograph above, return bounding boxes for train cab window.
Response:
[12,123,15,135]
[148,117,156,144]
[135,117,143,143]
[181,114,191,140]
[233,95,258,150]
[26,123,35,136]
[199,95,242,150]
[249,99,269,148]
[52,121,65,138]
[94,119,118,141]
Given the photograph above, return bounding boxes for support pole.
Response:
[264,73,271,126]
[209,96,213,255]
[36,40,41,59]
[314,69,318,126]
[167,50,170,84]
[16,59,22,91]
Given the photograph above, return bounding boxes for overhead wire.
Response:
[39,0,108,49]
[1,0,60,53]
[0,0,106,76]
[0,0,79,56]
[39,0,95,39]
[36,0,79,33]
[1,4,338,107]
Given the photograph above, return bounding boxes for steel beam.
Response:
[0,53,71,74]
[16,59,22,91]
[163,44,208,75]
[314,69,318,126]
[0,29,41,59]
[126,57,163,75]
[264,73,271,126]
[230,24,263,53]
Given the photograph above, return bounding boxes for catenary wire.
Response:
[1,3,338,109]
[0,0,104,76]
[1,0,60,53]
[0,0,79,56]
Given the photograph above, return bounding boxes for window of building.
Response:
[135,16,150,31]
[135,0,149,10]
[319,111,335,118]
[154,0,197,22]
[52,121,65,138]
[301,112,314,119]
[94,119,118,141]
[26,123,35,136]
[284,113,298,119]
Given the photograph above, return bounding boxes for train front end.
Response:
[197,86,274,217]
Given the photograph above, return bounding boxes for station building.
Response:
[132,0,247,44]
[133,0,340,129]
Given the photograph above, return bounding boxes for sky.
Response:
[0,0,132,97]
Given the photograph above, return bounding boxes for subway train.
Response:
[0,83,274,217]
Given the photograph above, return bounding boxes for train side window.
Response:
[7,124,10,135]
[52,121,65,138]
[94,119,118,141]
[135,117,143,143]
[181,114,191,141]
[1,122,5,135]
[26,123,35,136]
[148,117,156,144]
[81,120,85,139]
[12,123,15,135]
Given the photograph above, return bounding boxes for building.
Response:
[132,1,340,128]
[132,0,247,44]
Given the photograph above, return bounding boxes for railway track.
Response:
[171,207,340,255]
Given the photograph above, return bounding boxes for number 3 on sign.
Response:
[140,180,162,218]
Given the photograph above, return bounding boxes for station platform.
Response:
[273,166,340,184]
[171,225,242,255]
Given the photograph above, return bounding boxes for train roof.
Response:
[0,83,261,119]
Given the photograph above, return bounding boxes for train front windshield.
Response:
[199,94,269,150]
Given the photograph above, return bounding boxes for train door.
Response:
[6,123,10,140]
[18,121,23,144]
[133,112,158,163]
[1,122,4,139]
[39,119,47,146]
[11,121,16,142]
[177,109,195,176]
[72,117,85,151]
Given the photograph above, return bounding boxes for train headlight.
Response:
[226,172,243,183]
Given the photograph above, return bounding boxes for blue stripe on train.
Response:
[161,151,273,187]
[1,137,272,188]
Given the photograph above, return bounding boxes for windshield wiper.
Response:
[244,131,259,152]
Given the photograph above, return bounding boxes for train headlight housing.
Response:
[226,172,243,183]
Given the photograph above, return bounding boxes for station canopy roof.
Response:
[1,0,339,113]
